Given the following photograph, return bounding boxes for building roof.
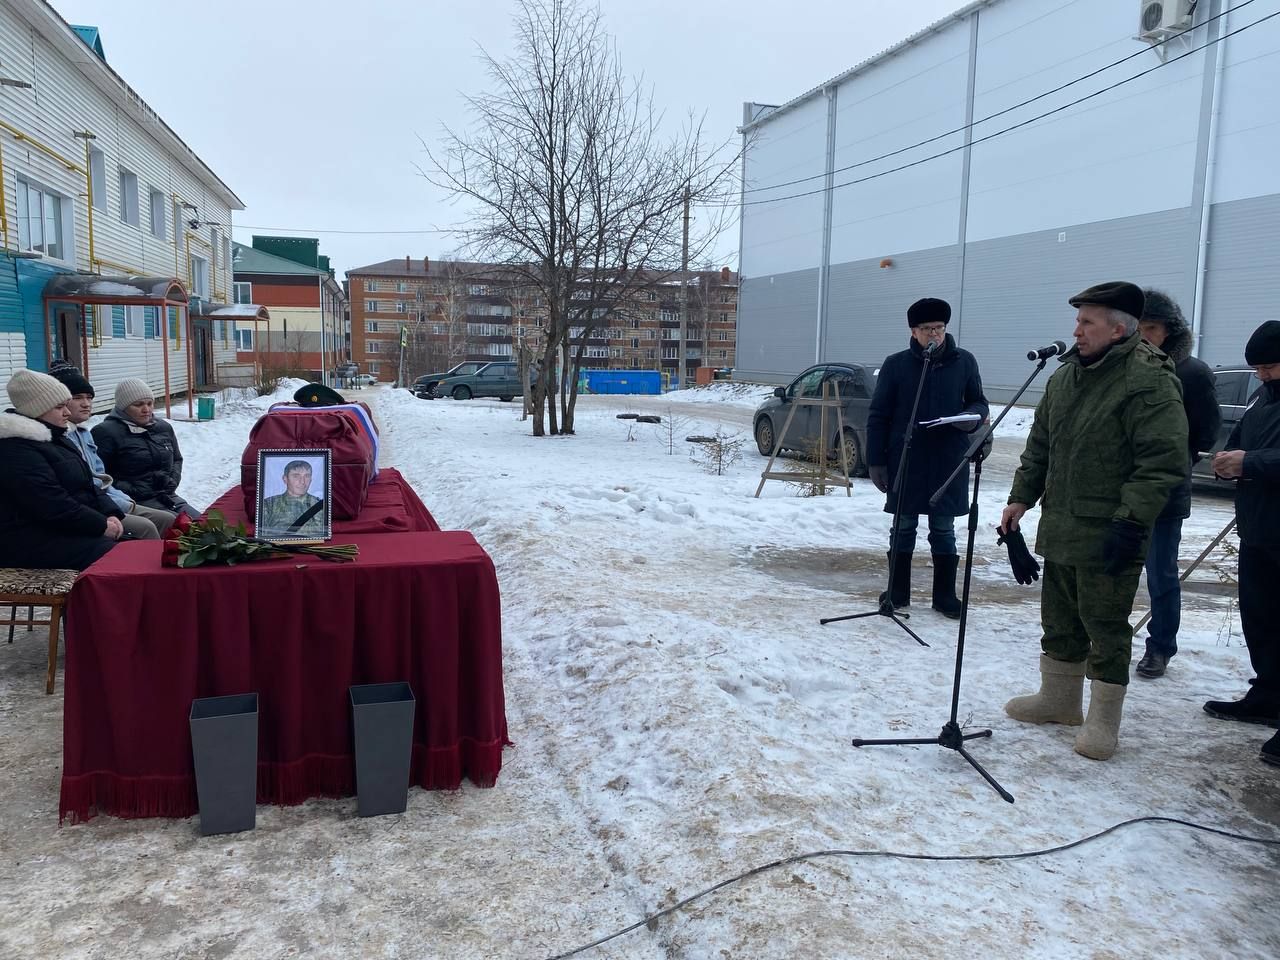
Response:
[42,274,189,304]
[347,258,738,285]
[740,0,998,132]
[232,242,327,277]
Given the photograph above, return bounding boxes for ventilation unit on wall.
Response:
[1139,0,1196,41]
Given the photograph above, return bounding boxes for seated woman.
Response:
[92,378,200,520]
[0,369,126,571]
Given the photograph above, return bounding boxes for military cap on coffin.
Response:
[1068,281,1145,322]
[293,382,347,407]
[1245,320,1280,366]
[907,298,951,327]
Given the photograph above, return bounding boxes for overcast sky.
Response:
[49,0,962,276]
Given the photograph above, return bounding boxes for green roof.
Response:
[232,241,325,277]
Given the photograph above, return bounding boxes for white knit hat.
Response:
[114,377,155,408]
[6,368,72,419]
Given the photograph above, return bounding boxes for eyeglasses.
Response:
[916,324,946,335]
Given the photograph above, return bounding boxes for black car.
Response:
[752,362,878,476]
[412,362,487,399]
[1192,365,1264,488]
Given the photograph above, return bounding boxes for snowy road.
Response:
[1,382,1276,960]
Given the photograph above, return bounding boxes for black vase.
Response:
[189,693,258,836]
[350,682,416,817]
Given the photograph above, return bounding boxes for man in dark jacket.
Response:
[867,298,989,618]
[92,378,199,519]
[1001,282,1187,761]
[0,369,124,571]
[1133,290,1221,678]
[1205,320,1280,765]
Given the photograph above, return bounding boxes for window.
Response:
[368,362,380,374]
[366,300,381,312]
[365,279,379,292]
[661,328,679,340]
[661,346,679,359]
[15,178,69,260]
[718,350,728,360]
[487,342,512,357]
[365,321,379,333]
[631,338,639,349]
[396,281,408,293]
[644,328,656,340]
[791,367,826,399]
[233,282,252,304]
[118,168,140,227]
[646,292,657,302]
[646,349,656,360]
[190,255,210,299]
[719,312,728,323]
[468,284,488,296]
[366,340,383,354]
[660,309,678,323]
[125,305,145,338]
[431,324,444,335]
[396,301,407,313]
[149,188,166,239]
[721,292,732,303]
[235,328,254,351]
[717,330,729,341]
[631,357,639,369]
[89,149,107,211]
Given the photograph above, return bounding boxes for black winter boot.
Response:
[931,554,962,620]
[878,551,912,610]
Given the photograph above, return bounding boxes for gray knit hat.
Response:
[7,368,72,418]
[114,377,155,408]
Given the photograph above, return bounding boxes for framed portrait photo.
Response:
[255,449,333,543]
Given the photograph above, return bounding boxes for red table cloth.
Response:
[205,467,439,535]
[60,531,507,823]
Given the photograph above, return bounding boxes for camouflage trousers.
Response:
[1040,560,1141,686]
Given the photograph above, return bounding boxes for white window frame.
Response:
[118,168,140,227]
[365,279,379,292]
[368,361,380,374]
[88,148,107,212]
[233,282,252,304]
[235,327,254,351]
[366,340,382,354]
[365,321,379,333]
[15,176,73,263]
[149,187,166,240]
[190,254,210,300]
[365,300,381,312]
[125,305,146,338]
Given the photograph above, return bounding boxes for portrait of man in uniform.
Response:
[256,450,331,542]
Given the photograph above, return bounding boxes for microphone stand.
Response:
[821,343,936,647]
[849,352,1056,804]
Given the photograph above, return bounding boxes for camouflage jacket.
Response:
[1008,332,1188,567]
[258,492,324,538]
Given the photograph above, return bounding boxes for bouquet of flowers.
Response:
[161,510,359,568]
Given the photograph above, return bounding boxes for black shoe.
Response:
[1261,731,1280,767]
[1135,650,1169,679]
[878,550,912,610]
[1203,696,1280,728]
[930,554,962,620]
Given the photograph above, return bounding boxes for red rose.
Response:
[161,540,182,567]
[173,513,194,534]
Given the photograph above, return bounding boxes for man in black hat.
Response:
[866,297,988,619]
[1000,282,1187,761]
[1205,320,1280,765]
[1133,290,1221,679]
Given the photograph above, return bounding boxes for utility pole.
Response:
[678,184,690,389]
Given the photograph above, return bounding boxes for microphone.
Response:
[923,340,941,356]
[1027,341,1067,361]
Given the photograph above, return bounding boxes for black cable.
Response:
[723,7,1279,209]
[541,816,1280,959]
[740,0,1254,196]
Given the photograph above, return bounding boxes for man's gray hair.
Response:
[1108,308,1138,336]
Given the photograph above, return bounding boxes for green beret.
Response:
[1068,281,1145,322]
[293,382,347,407]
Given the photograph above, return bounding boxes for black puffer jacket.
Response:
[0,410,124,570]
[867,334,989,517]
[92,412,188,511]
[1156,313,1221,521]
[1228,379,1280,547]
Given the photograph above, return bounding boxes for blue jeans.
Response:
[891,513,957,556]
[1144,515,1183,658]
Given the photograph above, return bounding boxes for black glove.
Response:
[869,465,889,493]
[1101,519,1145,575]
[997,527,1040,585]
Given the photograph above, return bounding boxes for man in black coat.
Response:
[1133,290,1221,678]
[1206,320,1280,765]
[866,298,989,617]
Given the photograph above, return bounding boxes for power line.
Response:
[721,7,1279,209]
[234,225,459,235]
[741,0,1256,196]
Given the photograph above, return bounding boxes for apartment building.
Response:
[0,1,245,413]
[346,257,737,386]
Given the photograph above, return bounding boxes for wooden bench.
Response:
[1,568,78,695]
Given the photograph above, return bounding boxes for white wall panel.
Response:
[828,19,970,263]
[966,0,1206,242]
[1210,0,1280,204]
[739,97,828,278]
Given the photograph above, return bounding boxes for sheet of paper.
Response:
[918,413,981,428]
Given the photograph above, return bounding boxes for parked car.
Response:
[352,373,378,387]
[412,362,487,399]
[752,362,878,476]
[1191,365,1264,489]
[434,361,525,401]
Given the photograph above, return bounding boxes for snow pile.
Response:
[667,380,776,408]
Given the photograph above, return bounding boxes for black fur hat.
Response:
[907,298,951,327]
[1141,288,1191,363]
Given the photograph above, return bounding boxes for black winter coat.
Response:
[1228,379,1280,547]
[92,413,189,512]
[0,410,124,570]
[867,335,989,517]
[1157,324,1221,521]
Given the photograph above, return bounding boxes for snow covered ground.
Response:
[2,382,1278,959]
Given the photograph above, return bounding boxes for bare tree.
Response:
[425,0,741,436]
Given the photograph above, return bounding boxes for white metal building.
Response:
[0,0,245,414]
[736,0,1280,396]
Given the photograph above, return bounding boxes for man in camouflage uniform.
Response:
[1000,282,1187,761]
[259,459,325,539]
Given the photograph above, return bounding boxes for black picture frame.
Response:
[255,448,333,543]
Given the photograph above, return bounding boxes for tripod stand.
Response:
[849,354,1054,804]
[820,347,935,647]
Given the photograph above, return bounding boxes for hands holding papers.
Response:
[918,413,982,431]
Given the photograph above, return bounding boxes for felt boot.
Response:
[878,550,912,610]
[1005,654,1085,725]
[1074,680,1127,760]
[931,554,962,620]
